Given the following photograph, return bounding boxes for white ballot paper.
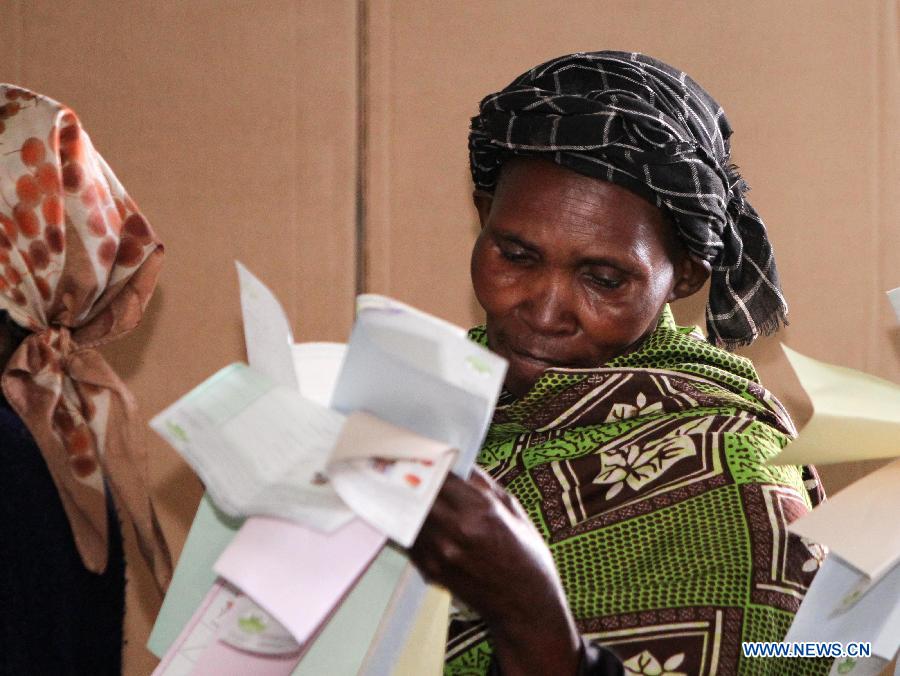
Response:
[789,459,900,586]
[332,294,507,474]
[237,261,299,391]
[888,287,900,322]
[785,459,900,666]
[785,555,900,665]
[767,346,900,466]
[151,362,355,531]
[291,342,346,404]
[151,264,507,546]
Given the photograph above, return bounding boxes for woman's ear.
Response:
[473,190,493,230]
[669,255,711,301]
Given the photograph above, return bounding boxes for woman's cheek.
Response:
[474,255,518,310]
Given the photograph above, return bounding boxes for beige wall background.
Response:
[1,1,897,674]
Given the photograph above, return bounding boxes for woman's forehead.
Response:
[489,158,679,260]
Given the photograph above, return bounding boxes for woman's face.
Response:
[471,158,708,397]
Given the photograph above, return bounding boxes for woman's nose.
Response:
[521,272,577,335]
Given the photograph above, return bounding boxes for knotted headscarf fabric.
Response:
[469,51,788,348]
[0,85,171,589]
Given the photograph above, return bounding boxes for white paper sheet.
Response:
[333,295,507,475]
[828,655,892,676]
[328,412,457,546]
[150,363,354,531]
[785,554,900,661]
[788,458,900,582]
[292,342,346,405]
[237,261,298,391]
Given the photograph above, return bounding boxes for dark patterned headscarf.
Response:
[469,51,787,349]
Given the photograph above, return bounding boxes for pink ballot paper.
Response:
[214,516,385,644]
[153,580,305,676]
[153,517,385,676]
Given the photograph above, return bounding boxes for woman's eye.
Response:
[585,274,623,290]
[499,247,531,263]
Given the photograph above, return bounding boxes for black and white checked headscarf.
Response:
[469,51,788,349]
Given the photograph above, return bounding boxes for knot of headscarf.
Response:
[0,84,171,589]
[14,326,109,481]
[469,51,788,348]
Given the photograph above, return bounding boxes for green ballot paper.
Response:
[147,495,243,657]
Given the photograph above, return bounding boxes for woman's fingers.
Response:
[436,470,493,510]
[469,466,524,515]
[408,510,449,585]
[421,468,523,549]
[407,466,575,631]
[409,471,500,586]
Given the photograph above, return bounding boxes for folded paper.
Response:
[151,364,460,545]
[214,516,385,645]
[153,581,304,676]
[784,553,900,662]
[151,263,506,675]
[151,267,507,544]
[150,363,354,531]
[237,261,298,391]
[788,458,900,581]
[784,458,900,666]
[826,656,893,676]
[768,346,900,465]
[147,496,243,658]
[329,411,457,546]
[333,295,507,476]
[152,546,414,676]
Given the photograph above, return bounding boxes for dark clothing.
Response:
[0,396,125,676]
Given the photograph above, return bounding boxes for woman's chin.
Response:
[503,362,548,398]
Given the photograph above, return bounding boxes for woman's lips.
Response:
[508,346,569,369]
[491,330,593,374]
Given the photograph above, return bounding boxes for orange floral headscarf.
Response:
[0,85,171,589]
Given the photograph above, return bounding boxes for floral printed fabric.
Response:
[446,308,829,675]
[0,85,171,588]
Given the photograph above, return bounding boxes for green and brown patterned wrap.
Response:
[445,307,829,675]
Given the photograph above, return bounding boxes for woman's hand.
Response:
[409,467,582,676]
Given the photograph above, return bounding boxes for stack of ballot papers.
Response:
[770,294,900,676]
[147,262,506,675]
